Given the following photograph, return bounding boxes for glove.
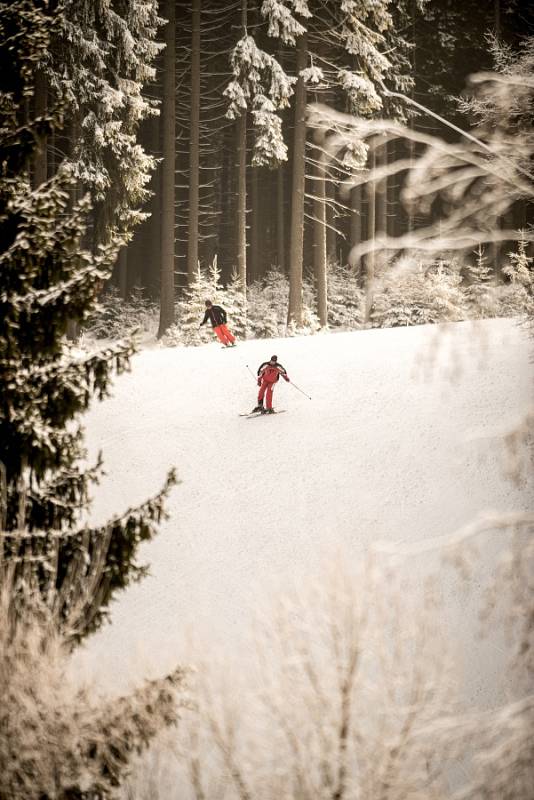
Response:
[257,378,262,386]
[284,375,290,382]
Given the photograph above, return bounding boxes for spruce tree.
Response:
[48,0,164,249]
[465,246,499,319]
[0,0,175,640]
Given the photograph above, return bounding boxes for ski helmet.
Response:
[270,355,278,361]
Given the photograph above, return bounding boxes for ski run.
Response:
[78,318,533,711]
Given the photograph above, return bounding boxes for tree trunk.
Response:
[276,164,285,271]
[386,139,396,238]
[313,147,328,327]
[236,114,247,285]
[287,33,307,326]
[375,142,387,239]
[186,0,201,284]
[326,179,337,265]
[146,113,161,297]
[118,248,128,299]
[157,0,176,337]
[364,148,376,323]
[251,164,260,281]
[33,68,47,187]
[236,0,248,285]
[350,184,362,277]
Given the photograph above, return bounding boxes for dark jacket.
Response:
[257,362,288,383]
[200,305,227,328]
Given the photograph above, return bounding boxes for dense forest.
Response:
[2,2,533,797]
[26,0,534,340]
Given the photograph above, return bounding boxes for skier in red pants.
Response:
[251,355,289,414]
[199,300,236,346]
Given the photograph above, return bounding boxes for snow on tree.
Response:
[310,37,534,266]
[499,232,534,318]
[0,590,185,800]
[261,0,310,46]
[370,259,467,328]
[224,32,297,167]
[327,263,364,329]
[247,268,319,338]
[0,0,175,638]
[224,270,249,340]
[247,269,291,338]
[168,260,226,347]
[465,246,500,319]
[85,285,158,340]
[0,3,180,795]
[47,0,164,247]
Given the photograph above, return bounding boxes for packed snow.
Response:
[78,318,533,707]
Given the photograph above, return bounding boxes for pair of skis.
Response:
[239,410,286,418]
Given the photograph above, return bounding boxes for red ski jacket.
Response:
[257,362,289,384]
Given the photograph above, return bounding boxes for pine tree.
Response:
[247,268,290,338]
[327,263,364,329]
[0,0,175,640]
[1,4,181,795]
[465,246,499,319]
[85,285,158,340]
[370,260,466,328]
[224,269,249,340]
[49,0,164,248]
[158,0,176,336]
[171,261,226,346]
[500,232,534,317]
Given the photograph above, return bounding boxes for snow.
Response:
[78,319,533,703]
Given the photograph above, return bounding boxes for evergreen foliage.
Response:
[85,286,158,340]
[165,261,226,347]
[327,262,364,329]
[224,32,296,167]
[465,246,500,319]
[0,589,185,800]
[47,0,164,247]
[370,260,467,328]
[0,0,175,640]
[224,270,249,340]
[247,268,319,338]
[499,233,534,318]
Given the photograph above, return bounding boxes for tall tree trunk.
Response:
[326,179,337,265]
[364,148,376,323]
[236,0,248,285]
[186,0,201,283]
[287,33,307,326]
[33,69,47,187]
[375,142,387,239]
[146,113,161,297]
[157,0,176,337]
[236,114,247,284]
[386,139,396,238]
[251,165,260,281]
[313,147,328,327]
[350,184,362,277]
[118,248,128,299]
[276,164,285,271]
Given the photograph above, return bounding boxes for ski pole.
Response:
[245,364,257,383]
[288,380,311,400]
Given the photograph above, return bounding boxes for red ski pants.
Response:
[213,324,235,345]
[258,380,276,410]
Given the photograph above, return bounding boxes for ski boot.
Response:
[262,408,275,414]
[251,404,263,414]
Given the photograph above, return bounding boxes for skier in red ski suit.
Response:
[251,355,289,414]
[200,300,236,346]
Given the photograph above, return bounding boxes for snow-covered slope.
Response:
[79,319,533,696]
